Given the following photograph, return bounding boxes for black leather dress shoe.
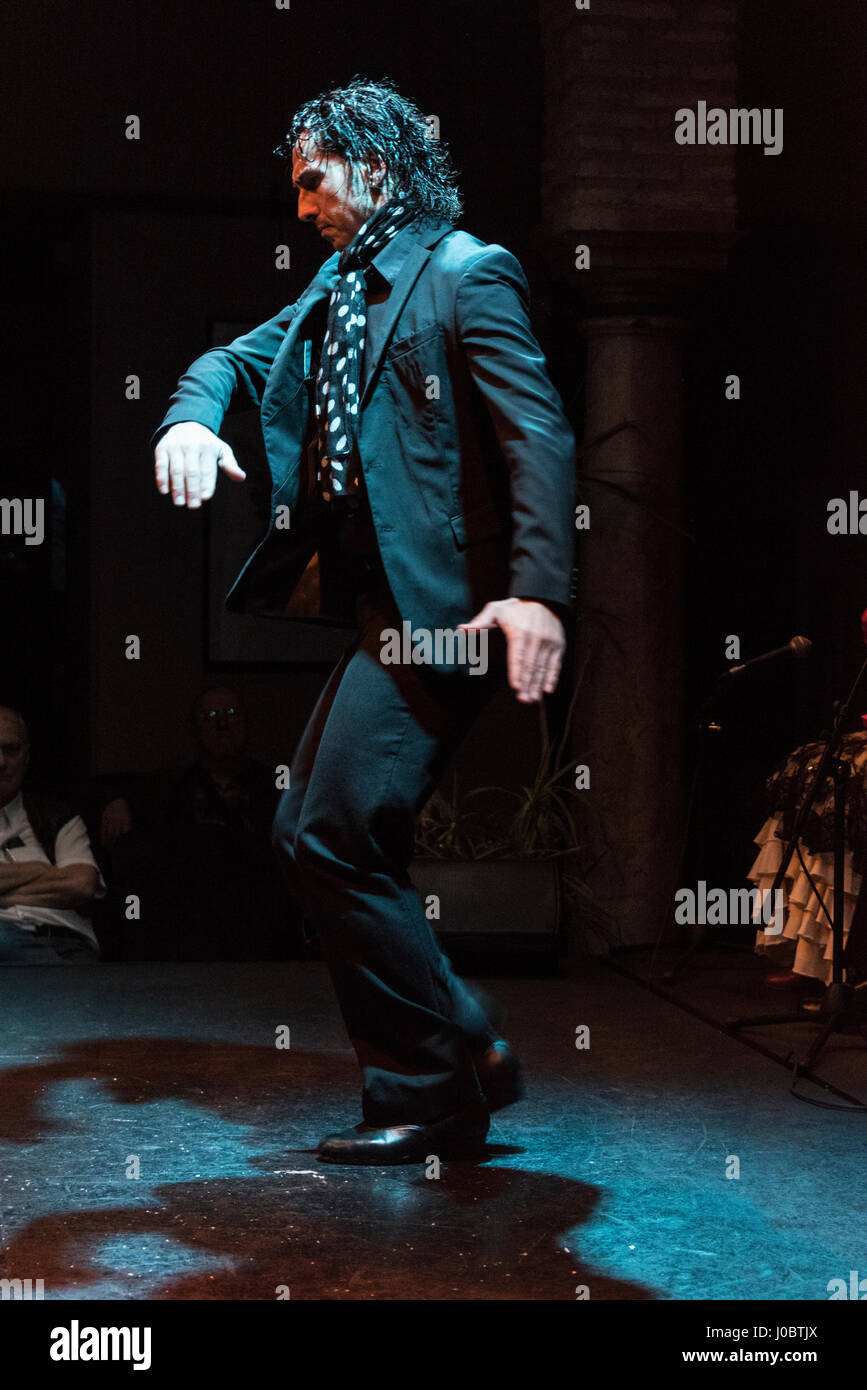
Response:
[317,1108,489,1166]
[473,1040,525,1112]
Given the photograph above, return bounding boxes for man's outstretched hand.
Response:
[459,598,565,703]
[154,421,246,508]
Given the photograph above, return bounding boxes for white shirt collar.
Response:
[0,791,23,825]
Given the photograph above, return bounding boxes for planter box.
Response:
[410,857,563,970]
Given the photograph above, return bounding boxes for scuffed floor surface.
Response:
[0,958,864,1300]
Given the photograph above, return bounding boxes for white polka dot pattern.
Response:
[315,198,414,499]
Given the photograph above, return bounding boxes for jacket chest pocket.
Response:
[385,323,443,394]
[384,325,449,463]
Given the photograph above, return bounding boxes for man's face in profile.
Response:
[291,130,385,252]
[0,710,29,806]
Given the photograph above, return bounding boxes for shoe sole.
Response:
[318,1141,488,1165]
[318,1124,489,1166]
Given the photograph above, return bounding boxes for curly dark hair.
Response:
[275,75,463,225]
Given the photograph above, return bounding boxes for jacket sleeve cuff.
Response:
[512,594,573,626]
[149,407,224,452]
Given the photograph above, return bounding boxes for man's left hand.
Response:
[459,599,565,703]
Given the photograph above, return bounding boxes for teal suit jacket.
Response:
[155,218,577,645]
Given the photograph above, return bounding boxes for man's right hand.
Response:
[154,421,246,508]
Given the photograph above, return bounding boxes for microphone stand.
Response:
[663,642,811,984]
[726,653,867,1104]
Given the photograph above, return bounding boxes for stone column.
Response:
[573,295,689,948]
[536,0,740,946]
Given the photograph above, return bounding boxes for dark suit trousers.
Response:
[272,567,506,1127]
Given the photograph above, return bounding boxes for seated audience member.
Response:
[0,706,104,964]
[98,686,293,960]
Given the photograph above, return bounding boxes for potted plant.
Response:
[411,686,615,967]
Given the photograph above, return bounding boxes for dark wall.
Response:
[3,0,556,785]
[684,1,867,882]
[5,0,866,874]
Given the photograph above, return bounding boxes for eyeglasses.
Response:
[197,707,243,722]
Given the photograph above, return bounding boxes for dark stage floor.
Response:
[1,955,865,1301]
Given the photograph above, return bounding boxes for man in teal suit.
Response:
[154,77,577,1163]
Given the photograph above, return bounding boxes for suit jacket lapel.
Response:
[262,220,453,423]
[260,254,340,423]
[358,220,453,409]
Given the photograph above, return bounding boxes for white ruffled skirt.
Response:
[747,815,860,985]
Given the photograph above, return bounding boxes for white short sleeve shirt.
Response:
[0,791,105,946]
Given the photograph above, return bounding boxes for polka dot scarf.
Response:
[315,198,414,501]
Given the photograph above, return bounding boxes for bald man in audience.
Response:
[0,707,105,963]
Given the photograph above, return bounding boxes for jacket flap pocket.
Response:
[387,322,440,360]
[449,502,504,548]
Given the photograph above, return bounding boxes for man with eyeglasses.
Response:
[99,688,288,959]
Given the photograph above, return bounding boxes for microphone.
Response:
[722,635,812,680]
